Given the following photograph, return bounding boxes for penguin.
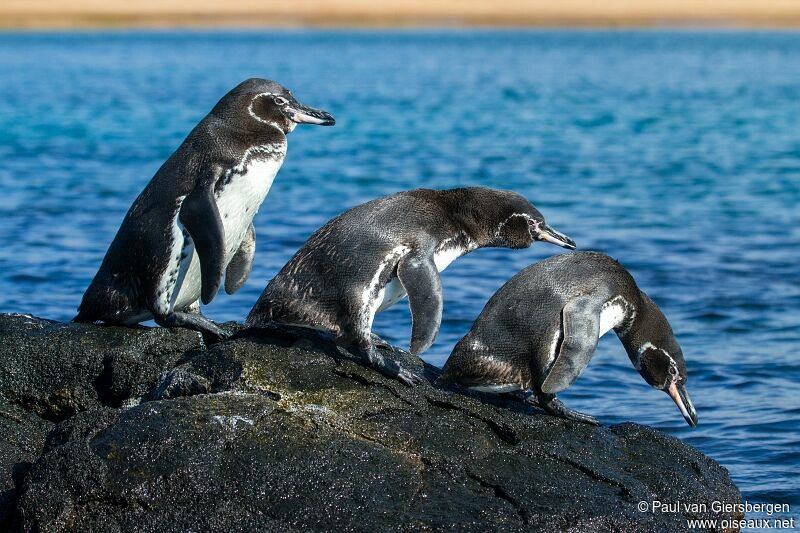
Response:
[440,252,698,427]
[75,78,335,339]
[245,187,576,386]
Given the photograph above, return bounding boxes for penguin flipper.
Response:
[225,222,256,295]
[396,254,443,355]
[540,296,601,394]
[180,176,225,305]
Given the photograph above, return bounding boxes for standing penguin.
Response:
[246,187,576,385]
[440,252,698,427]
[75,78,335,339]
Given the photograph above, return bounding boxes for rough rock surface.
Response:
[0,314,742,531]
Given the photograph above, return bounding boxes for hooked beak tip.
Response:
[289,107,335,126]
[536,224,577,250]
[668,383,698,428]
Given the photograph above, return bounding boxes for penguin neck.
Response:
[241,126,290,161]
[616,291,668,366]
[254,121,290,139]
[445,203,501,247]
[214,110,290,140]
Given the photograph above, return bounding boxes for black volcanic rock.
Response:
[0,315,742,531]
[0,314,204,419]
[0,396,50,530]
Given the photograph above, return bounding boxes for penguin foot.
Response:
[155,312,229,343]
[358,345,423,387]
[538,394,600,426]
[503,389,538,405]
[370,333,395,351]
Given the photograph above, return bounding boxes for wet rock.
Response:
[0,315,742,531]
[145,368,211,401]
[0,314,204,419]
[0,397,51,530]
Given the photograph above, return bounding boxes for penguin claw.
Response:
[379,362,423,387]
[396,369,425,387]
[562,411,601,426]
[540,396,601,426]
[366,355,423,387]
[203,327,230,344]
[154,312,228,344]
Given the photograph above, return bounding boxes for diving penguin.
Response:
[246,187,576,386]
[75,78,335,339]
[440,251,698,427]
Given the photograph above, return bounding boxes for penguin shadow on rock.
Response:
[439,252,699,428]
[244,186,576,387]
[73,78,335,343]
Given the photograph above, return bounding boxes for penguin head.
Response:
[632,296,698,427]
[214,78,335,134]
[481,190,576,250]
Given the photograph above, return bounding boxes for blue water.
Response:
[0,30,798,523]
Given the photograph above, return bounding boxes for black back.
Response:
[441,252,644,389]
[246,187,554,338]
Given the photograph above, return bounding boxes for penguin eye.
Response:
[668,363,680,381]
[273,96,288,106]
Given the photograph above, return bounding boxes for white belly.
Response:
[167,155,284,312]
[469,383,524,394]
[375,278,407,313]
[375,240,474,313]
[598,296,629,339]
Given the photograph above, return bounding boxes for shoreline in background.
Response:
[5,17,800,31]
[4,0,800,30]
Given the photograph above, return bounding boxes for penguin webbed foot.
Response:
[155,312,229,344]
[370,333,395,351]
[357,344,423,387]
[503,389,539,406]
[538,393,601,426]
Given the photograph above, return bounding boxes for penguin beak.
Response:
[667,382,698,427]
[535,223,577,250]
[286,103,335,126]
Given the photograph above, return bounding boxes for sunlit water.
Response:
[0,30,797,523]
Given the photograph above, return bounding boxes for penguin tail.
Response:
[73,300,100,323]
[73,286,115,324]
[72,308,93,323]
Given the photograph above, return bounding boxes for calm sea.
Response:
[0,30,797,522]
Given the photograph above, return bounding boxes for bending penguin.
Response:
[440,252,698,427]
[75,78,335,339]
[246,187,576,386]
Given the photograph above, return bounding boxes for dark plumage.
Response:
[75,78,334,339]
[440,252,698,427]
[247,186,576,386]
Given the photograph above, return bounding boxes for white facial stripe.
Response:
[638,342,680,388]
[248,92,283,127]
[494,213,531,239]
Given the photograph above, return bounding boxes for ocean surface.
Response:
[0,30,797,523]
